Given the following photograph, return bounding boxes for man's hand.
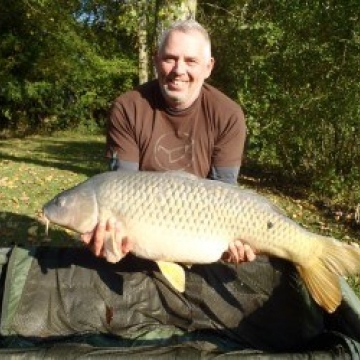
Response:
[81,219,108,257]
[81,217,130,260]
[82,220,255,265]
[221,240,256,264]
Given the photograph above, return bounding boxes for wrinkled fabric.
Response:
[0,337,358,360]
[0,246,326,353]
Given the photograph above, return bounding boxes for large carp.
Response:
[42,170,360,313]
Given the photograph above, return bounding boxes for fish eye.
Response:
[55,196,66,207]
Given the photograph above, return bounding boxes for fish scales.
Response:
[43,170,360,313]
[95,172,240,262]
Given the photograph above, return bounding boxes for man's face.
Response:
[155,30,214,110]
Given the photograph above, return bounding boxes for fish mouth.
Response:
[39,211,96,243]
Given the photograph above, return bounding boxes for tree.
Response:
[138,0,149,83]
[155,0,197,36]
[198,0,360,204]
[0,0,136,133]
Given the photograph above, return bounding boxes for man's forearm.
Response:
[109,157,240,186]
[109,157,139,172]
[208,166,240,185]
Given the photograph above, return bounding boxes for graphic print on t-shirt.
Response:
[154,132,194,171]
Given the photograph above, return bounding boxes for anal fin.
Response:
[156,261,186,292]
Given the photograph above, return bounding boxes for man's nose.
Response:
[173,59,186,74]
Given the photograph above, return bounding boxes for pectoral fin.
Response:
[103,217,129,264]
[156,261,186,292]
[104,230,121,263]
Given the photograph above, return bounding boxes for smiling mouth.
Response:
[167,78,188,88]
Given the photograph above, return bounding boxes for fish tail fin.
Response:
[297,238,360,313]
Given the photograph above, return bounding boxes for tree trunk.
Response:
[138,0,148,84]
[155,0,197,43]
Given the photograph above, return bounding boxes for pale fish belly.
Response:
[126,219,231,263]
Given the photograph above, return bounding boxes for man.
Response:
[74,21,327,351]
[82,19,256,264]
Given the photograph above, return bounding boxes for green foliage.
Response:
[311,167,360,207]
[199,0,360,206]
[0,0,137,134]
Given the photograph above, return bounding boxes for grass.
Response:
[0,131,107,247]
[1,130,359,296]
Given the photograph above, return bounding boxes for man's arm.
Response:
[208,165,240,185]
[109,156,139,172]
[110,159,240,185]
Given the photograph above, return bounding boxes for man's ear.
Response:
[205,57,215,79]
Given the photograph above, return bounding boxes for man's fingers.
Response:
[105,217,116,232]
[222,240,256,264]
[93,219,108,256]
[121,236,132,254]
[114,222,126,254]
[80,217,121,259]
[80,232,93,245]
[229,241,241,263]
[234,240,246,263]
[244,243,256,262]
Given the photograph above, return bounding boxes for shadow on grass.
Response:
[0,137,108,177]
[0,211,79,248]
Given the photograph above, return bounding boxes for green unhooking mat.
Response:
[0,246,360,358]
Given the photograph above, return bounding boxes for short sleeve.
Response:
[212,110,247,167]
[105,100,140,162]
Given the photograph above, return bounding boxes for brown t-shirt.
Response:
[106,80,246,179]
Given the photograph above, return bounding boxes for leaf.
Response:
[0,177,9,186]
[45,175,54,182]
[19,193,30,202]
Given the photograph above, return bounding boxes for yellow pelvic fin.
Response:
[156,261,186,292]
[297,238,360,313]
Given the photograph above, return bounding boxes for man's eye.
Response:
[187,59,197,65]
